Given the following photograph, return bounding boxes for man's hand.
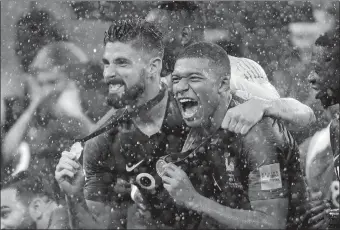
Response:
[161,163,198,208]
[55,81,85,119]
[26,75,64,104]
[300,191,331,229]
[55,144,85,196]
[222,90,268,135]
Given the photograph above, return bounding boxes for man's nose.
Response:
[176,79,189,93]
[103,65,116,81]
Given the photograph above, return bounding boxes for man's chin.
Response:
[107,97,127,109]
[182,115,202,128]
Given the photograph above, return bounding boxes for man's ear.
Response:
[218,74,231,94]
[28,198,44,221]
[148,57,162,77]
[181,26,193,46]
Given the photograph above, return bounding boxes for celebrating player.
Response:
[160,42,306,229]
[146,1,315,135]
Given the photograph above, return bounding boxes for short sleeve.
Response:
[83,133,115,203]
[242,118,299,201]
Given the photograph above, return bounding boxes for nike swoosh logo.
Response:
[126,159,144,172]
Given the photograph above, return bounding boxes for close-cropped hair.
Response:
[104,18,164,59]
[315,26,340,71]
[177,42,231,76]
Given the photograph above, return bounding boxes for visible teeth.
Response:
[179,98,195,103]
[109,84,123,90]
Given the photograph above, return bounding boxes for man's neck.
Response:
[135,80,161,108]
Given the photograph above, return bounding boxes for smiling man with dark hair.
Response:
[54,18,188,229]
[160,42,306,229]
[146,1,316,136]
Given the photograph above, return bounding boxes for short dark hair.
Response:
[177,42,231,76]
[315,26,340,72]
[155,1,205,32]
[15,9,68,72]
[104,18,164,59]
[1,171,58,205]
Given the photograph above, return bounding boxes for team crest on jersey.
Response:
[224,152,235,172]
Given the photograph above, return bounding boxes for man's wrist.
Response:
[186,192,203,212]
[260,98,273,117]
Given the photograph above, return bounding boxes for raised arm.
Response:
[223,58,315,134]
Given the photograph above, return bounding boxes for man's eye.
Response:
[190,77,201,82]
[172,77,180,83]
[1,211,10,219]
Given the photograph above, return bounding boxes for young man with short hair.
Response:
[146,1,316,134]
[160,42,306,229]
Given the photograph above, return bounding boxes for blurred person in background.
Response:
[1,9,95,184]
[1,171,69,229]
[299,26,340,229]
[146,1,316,136]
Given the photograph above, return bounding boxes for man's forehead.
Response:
[174,58,211,74]
[103,42,141,59]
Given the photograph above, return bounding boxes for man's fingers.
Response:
[240,125,251,135]
[61,151,77,160]
[55,169,74,181]
[221,113,231,129]
[310,219,327,229]
[162,175,175,185]
[163,184,171,192]
[60,157,80,170]
[234,122,244,134]
[228,118,237,132]
[309,210,327,224]
[166,163,178,171]
[164,168,177,178]
[306,203,328,218]
[56,161,75,173]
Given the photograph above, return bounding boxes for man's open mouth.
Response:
[109,83,124,94]
[178,97,199,119]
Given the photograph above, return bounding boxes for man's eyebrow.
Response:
[172,71,203,77]
[1,206,10,209]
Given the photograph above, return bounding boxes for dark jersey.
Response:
[83,90,193,228]
[177,99,306,229]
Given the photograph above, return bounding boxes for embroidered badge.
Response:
[259,163,282,190]
[224,152,235,172]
